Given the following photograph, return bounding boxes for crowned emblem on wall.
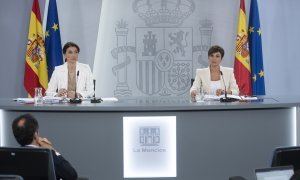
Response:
[135,27,192,96]
[111,0,213,97]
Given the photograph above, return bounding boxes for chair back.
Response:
[0,147,55,180]
[271,146,300,171]
[0,175,24,180]
[228,176,247,180]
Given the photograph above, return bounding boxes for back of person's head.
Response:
[12,114,39,146]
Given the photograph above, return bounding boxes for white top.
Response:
[190,66,240,96]
[46,62,94,98]
[209,80,221,95]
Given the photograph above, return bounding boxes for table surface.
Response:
[0,96,300,111]
[0,96,298,180]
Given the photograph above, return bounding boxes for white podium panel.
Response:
[123,116,176,178]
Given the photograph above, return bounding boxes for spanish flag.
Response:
[24,0,48,97]
[234,0,252,95]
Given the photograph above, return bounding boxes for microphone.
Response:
[75,71,79,99]
[93,79,95,98]
[220,71,228,99]
[70,71,82,103]
[91,79,102,103]
[220,70,239,102]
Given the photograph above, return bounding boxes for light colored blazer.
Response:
[190,66,239,95]
[46,62,94,98]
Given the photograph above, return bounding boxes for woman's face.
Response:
[64,46,78,63]
[208,52,222,67]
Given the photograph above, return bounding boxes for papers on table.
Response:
[14,97,63,104]
[198,95,258,102]
[240,96,258,100]
[101,97,118,102]
[81,97,118,102]
[43,96,63,104]
[201,94,240,101]
[13,97,119,104]
[14,98,34,103]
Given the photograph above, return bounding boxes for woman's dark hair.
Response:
[208,45,225,59]
[63,42,80,54]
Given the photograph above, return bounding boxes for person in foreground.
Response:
[12,114,78,180]
[290,170,300,180]
[190,45,239,99]
[46,42,94,98]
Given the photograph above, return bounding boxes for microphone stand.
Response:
[70,71,82,104]
[91,79,102,103]
[220,71,239,102]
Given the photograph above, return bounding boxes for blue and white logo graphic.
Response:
[139,126,160,146]
[123,116,176,178]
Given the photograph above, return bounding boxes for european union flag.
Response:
[45,0,63,79]
[249,0,265,95]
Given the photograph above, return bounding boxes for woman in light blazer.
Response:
[190,45,239,98]
[46,42,94,98]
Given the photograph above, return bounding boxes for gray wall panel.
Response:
[2,108,295,180]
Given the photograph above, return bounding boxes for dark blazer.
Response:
[290,169,300,180]
[23,145,78,180]
[51,150,78,180]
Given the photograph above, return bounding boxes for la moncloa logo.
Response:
[139,127,160,146]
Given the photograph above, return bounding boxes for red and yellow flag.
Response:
[24,0,48,97]
[234,0,252,96]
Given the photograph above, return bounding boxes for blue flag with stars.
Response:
[45,0,63,79]
[249,0,265,95]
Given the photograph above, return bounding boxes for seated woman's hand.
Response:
[226,90,232,95]
[67,91,82,98]
[56,88,67,97]
[67,91,76,98]
[216,89,223,96]
[191,90,197,98]
[216,89,232,96]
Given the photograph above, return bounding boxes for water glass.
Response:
[196,88,205,102]
[34,87,43,105]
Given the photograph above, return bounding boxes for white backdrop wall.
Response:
[260,0,300,96]
[93,0,300,97]
[94,0,242,97]
[0,0,299,98]
[56,0,102,69]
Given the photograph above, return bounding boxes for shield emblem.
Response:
[136,27,192,96]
